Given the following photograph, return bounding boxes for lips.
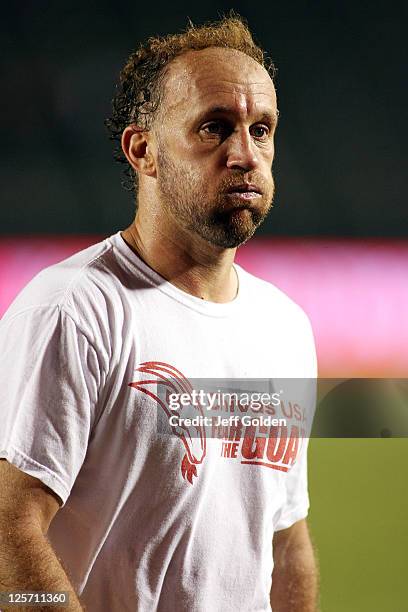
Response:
[226,183,262,195]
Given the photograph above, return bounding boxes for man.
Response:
[0,15,318,612]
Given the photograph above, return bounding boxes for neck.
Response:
[121,203,238,303]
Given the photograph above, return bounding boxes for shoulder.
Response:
[1,234,126,341]
[235,264,317,376]
[236,263,313,329]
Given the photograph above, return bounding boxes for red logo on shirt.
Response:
[129,362,305,484]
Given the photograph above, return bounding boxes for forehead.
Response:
[162,47,277,119]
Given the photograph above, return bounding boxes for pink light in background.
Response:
[0,235,407,377]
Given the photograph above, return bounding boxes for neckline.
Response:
[108,230,245,318]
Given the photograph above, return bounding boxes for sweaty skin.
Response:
[121,47,277,302]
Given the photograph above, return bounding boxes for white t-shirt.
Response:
[0,231,317,612]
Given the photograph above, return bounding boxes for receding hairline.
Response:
[157,46,274,114]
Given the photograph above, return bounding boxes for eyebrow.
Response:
[197,105,280,126]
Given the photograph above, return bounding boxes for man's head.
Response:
[108,15,278,248]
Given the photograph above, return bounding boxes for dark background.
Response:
[1,0,406,236]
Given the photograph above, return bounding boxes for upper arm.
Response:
[273,518,314,563]
[271,521,319,610]
[0,459,61,535]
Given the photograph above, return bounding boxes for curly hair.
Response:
[105,13,276,193]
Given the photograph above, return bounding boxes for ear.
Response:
[121,125,156,178]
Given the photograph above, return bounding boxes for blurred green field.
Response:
[308,439,408,612]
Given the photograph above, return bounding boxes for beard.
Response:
[156,148,275,248]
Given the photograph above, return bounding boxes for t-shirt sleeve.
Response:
[274,373,317,532]
[0,306,104,506]
[273,436,310,531]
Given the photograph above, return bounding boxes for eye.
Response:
[200,121,230,139]
[250,124,270,139]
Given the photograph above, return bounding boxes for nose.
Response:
[225,129,259,172]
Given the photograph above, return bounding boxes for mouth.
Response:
[225,183,262,200]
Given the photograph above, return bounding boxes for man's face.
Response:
[152,47,278,248]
